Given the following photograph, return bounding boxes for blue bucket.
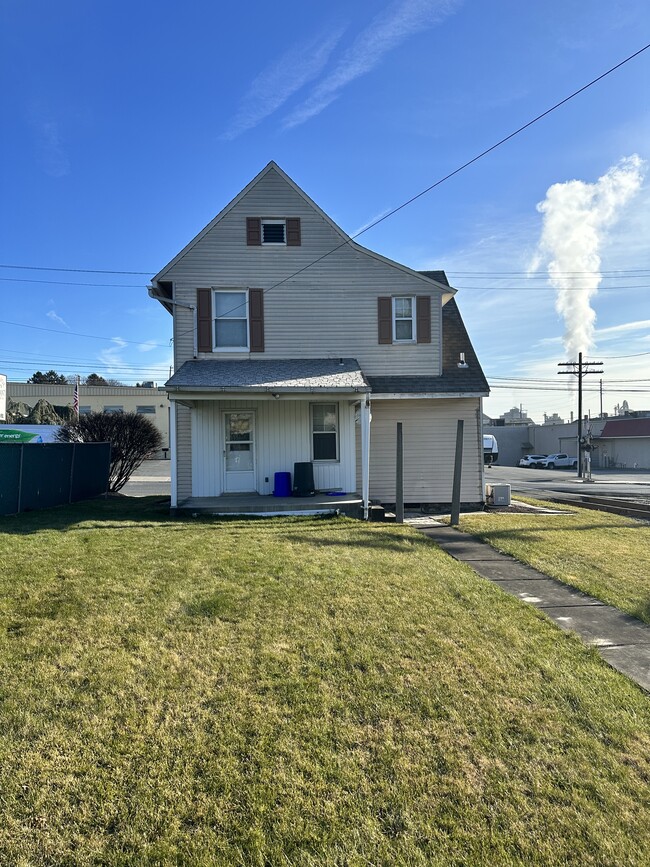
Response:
[273,471,292,497]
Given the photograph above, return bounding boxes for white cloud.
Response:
[533,155,646,359]
[221,26,345,139]
[138,340,157,353]
[98,337,128,372]
[283,0,460,129]
[46,310,68,328]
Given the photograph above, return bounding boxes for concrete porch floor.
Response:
[176,492,363,517]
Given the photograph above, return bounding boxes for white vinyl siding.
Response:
[189,398,355,497]
[355,398,483,504]
[163,168,442,376]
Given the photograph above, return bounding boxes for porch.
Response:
[175,491,363,517]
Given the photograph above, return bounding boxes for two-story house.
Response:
[149,162,489,516]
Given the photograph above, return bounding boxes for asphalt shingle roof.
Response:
[166,358,369,392]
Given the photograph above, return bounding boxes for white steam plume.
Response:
[533,155,645,359]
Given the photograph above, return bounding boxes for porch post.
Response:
[169,400,178,509]
[360,392,371,520]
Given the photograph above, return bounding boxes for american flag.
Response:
[73,377,79,417]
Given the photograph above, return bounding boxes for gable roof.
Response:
[151,161,453,297]
[600,418,650,438]
[365,298,489,397]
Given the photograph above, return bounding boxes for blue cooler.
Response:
[273,471,292,497]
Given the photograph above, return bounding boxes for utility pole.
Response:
[558,353,603,478]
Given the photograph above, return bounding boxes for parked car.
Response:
[518,454,546,468]
[539,453,578,469]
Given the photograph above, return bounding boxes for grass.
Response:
[0,497,649,865]
[448,497,650,623]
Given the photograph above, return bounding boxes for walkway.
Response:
[411,521,650,693]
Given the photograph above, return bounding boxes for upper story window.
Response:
[79,405,91,415]
[104,405,123,414]
[136,405,156,414]
[247,217,301,246]
[197,287,264,353]
[214,290,249,351]
[311,403,338,462]
[393,296,415,342]
[377,295,431,345]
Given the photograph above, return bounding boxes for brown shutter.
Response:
[416,295,431,344]
[246,217,261,246]
[249,288,265,352]
[197,288,213,352]
[378,297,392,344]
[286,217,301,246]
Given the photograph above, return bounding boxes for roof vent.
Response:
[457,352,469,369]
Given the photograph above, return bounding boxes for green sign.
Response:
[0,429,43,443]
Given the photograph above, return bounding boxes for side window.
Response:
[136,406,156,414]
[103,405,123,414]
[311,403,338,461]
[393,296,415,342]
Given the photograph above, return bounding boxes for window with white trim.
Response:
[261,219,286,245]
[213,290,249,350]
[393,296,415,342]
[311,403,338,461]
[103,405,123,413]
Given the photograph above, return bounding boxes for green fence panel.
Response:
[0,445,21,515]
[20,443,74,511]
[71,442,111,502]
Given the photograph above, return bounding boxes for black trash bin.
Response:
[293,461,315,497]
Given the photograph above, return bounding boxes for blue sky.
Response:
[1,0,649,423]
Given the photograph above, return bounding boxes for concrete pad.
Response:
[542,605,650,647]
[599,645,650,692]
[489,578,603,608]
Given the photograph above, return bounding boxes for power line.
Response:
[0,276,145,288]
[0,318,170,348]
[0,263,152,276]
[172,40,650,335]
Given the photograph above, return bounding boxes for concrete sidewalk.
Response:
[413,521,650,693]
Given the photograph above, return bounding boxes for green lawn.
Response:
[1,497,649,866]
[449,497,650,623]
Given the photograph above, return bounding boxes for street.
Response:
[486,464,650,501]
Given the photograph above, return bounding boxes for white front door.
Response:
[223,411,256,492]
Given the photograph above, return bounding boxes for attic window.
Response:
[262,220,286,245]
[247,217,301,246]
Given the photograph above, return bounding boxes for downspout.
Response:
[361,392,371,520]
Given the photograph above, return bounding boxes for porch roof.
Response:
[166,358,370,393]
